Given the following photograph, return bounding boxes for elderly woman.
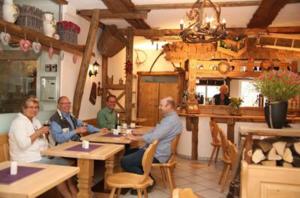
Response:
[9,96,77,198]
[213,84,230,105]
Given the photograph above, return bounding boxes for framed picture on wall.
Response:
[45,64,58,72]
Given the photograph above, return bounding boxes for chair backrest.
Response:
[217,126,237,164]
[227,141,238,165]
[0,133,9,162]
[209,120,221,145]
[168,134,181,164]
[142,140,159,179]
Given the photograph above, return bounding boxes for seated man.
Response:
[213,84,230,105]
[50,96,99,144]
[97,95,118,129]
[9,96,77,198]
[122,96,182,175]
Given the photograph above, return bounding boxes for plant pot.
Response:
[264,101,288,129]
[229,107,241,116]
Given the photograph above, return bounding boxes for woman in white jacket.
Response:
[9,96,77,198]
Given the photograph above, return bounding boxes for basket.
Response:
[57,21,79,44]
[97,25,126,57]
[16,4,43,32]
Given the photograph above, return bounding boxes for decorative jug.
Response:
[2,0,19,23]
[43,12,56,37]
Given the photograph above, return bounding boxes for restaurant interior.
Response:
[1,0,300,197]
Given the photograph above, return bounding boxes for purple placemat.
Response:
[0,166,44,185]
[102,133,123,138]
[65,144,102,152]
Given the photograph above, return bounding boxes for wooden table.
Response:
[0,161,79,198]
[41,141,124,198]
[81,126,153,144]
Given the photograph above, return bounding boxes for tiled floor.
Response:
[120,157,229,198]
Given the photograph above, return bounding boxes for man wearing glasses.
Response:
[50,96,99,144]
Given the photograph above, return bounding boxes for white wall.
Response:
[61,4,102,120]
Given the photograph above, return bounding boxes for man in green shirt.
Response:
[97,95,117,129]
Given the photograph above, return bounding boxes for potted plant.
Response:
[254,70,300,128]
[229,97,243,115]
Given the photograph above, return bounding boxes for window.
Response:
[0,60,37,113]
[240,80,259,107]
[195,79,224,104]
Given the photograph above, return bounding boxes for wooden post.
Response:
[227,118,235,143]
[190,116,199,160]
[125,28,133,124]
[73,9,100,117]
[101,56,108,108]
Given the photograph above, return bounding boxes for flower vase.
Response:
[2,0,19,23]
[43,12,56,37]
[229,107,241,116]
[264,101,288,129]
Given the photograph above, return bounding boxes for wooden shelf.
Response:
[0,19,85,56]
[193,70,261,78]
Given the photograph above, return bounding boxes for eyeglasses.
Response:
[26,106,39,109]
[59,102,71,105]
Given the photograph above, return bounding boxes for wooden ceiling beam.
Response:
[135,0,300,10]
[247,0,290,28]
[73,9,100,117]
[101,0,151,29]
[51,0,68,5]
[120,27,300,38]
[77,9,149,19]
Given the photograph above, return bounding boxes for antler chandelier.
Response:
[179,0,227,43]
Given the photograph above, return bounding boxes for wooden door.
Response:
[158,83,179,121]
[138,81,159,126]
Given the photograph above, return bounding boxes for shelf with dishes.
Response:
[0,19,85,56]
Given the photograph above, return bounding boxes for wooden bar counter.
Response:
[179,105,300,160]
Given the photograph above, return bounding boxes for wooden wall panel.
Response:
[137,82,159,126]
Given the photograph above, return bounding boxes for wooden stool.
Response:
[106,140,159,198]
[152,134,181,193]
[208,120,221,166]
[217,126,237,192]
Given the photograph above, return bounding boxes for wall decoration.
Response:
[89,82,97,105]
[0,32,11,46]
[32,42,42,54]
[19,39,31,52]
[45,64,57,72]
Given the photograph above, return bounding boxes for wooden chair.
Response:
[208,120,221,166]
[173,188,200,198]
[0,133,9,162]
[106,140,159,198]
[217,126,237,192]
[152,134,181,193]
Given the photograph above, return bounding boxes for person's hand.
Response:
[101,128,108,133]
[36,126,49,135]
[75,127,88,134]
[126,134,138,141]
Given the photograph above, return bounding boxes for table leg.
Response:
[227,119,235,143]
[104,156,115,191]
[77,159,94,198]
[191,116,199,160]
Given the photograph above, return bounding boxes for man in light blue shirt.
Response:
[121,96,182,174]
[50,96,99,144]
